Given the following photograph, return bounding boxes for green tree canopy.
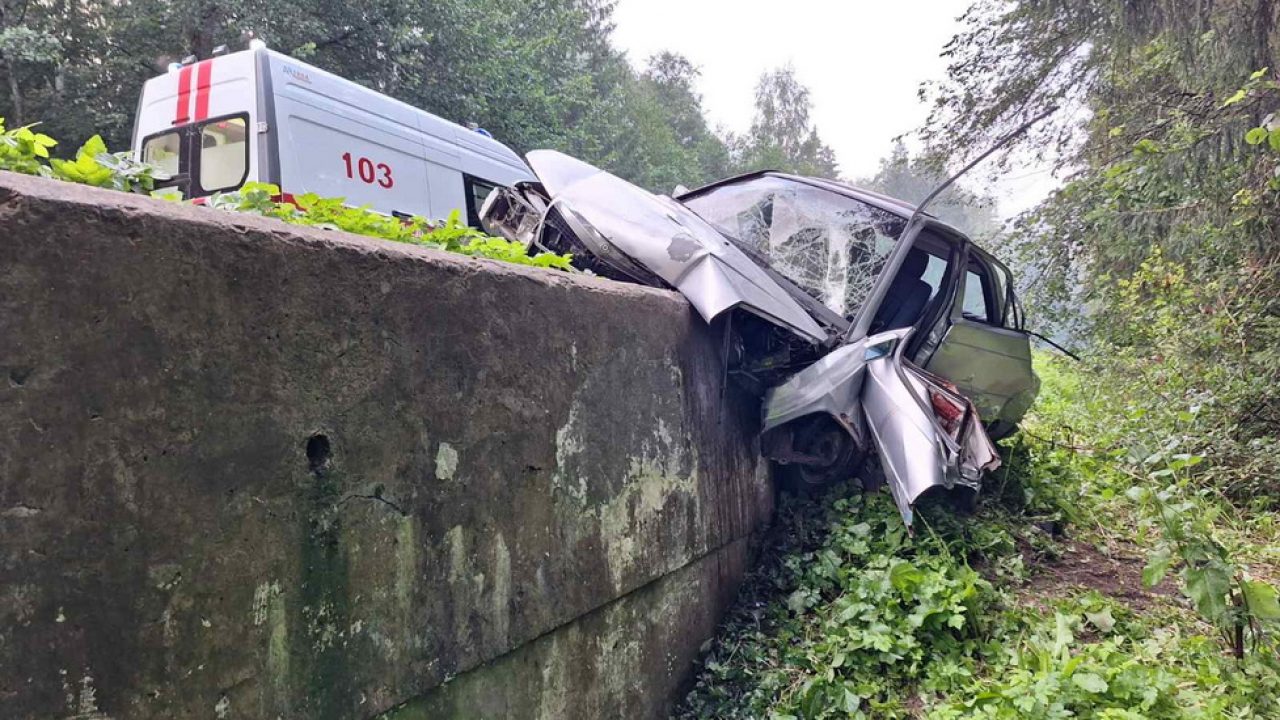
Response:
[919,1,1279,329]
[0,0,736,192]
[735,65,839,178]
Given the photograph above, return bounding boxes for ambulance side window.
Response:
[463,175,497,228]
[199,116,249,193]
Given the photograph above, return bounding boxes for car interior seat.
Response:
[872,248,932,331]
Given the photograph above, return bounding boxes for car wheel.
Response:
[779,421,866,494]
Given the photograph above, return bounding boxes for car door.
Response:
[922,248,1038,436]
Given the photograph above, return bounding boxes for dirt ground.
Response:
[1018,535,1179,614]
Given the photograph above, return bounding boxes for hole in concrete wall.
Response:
[306,434,332,474]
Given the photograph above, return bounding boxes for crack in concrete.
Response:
[338,493,409,517]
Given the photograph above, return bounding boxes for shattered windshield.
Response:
[681,176,904,318]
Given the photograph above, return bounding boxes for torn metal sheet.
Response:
[761,329,911,438]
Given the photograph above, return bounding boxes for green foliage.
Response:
[1022,251,1280,655]
[0,25,63,65]
[1089,247,1280,505]
[1029,337,1280,656]
[0,118,57,175]
[734,65,840,179]
[47,134,163,192]
[2,122,162,192]
[928,600,1280,719]
[922,3,1280,674]
[922,2,1280,338]
[0,0,848,192]
[678,491,1002,719]
[0,0,738,192]
[208,182,573,269]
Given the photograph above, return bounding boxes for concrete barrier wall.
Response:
[0,173,773,719]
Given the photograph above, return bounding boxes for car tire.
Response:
[778,421,866,494]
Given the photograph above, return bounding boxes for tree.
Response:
[858,140,1001,239]
[0,0,737,193]
[737,65,838,178]
[921,0,1280,318]
[922,0,1280,505]
[640,51,730,185]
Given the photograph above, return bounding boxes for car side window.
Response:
[918,252,950,302]
[994,263,1019,328]
[962,269,991,322]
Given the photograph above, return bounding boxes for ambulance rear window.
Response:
[142,132,181,177]
[199,117,249,193]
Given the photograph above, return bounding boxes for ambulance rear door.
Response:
[133,51,259,199]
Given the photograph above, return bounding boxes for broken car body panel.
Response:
[763,327,1002,526]
[861,331,999,525]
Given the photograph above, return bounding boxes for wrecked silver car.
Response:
[482,151,1038,526]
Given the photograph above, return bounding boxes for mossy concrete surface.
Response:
[0,173,773,719]
[382,538,751,720]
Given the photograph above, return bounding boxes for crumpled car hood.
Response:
[526,150,829,344]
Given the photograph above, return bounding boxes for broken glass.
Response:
[682,177,903,318]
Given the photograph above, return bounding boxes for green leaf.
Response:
[1184,563,1232,621]
[1246,127,1269,145]
[1133,138,1161,154]
[78,134,109,160]
[1084,606,1116,633]
[1222,88,1248,107]
[1072,672,1108,694]
[1269,128,1280,152]
[889,561,923,592]
[1142,546,1173,587]
[841,687,862,713]
[1242,580,1280,620]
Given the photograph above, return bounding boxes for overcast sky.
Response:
[611,0,1058,216]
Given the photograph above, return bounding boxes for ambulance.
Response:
[131,41,535,226]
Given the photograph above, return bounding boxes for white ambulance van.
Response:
[131,42,535,226]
